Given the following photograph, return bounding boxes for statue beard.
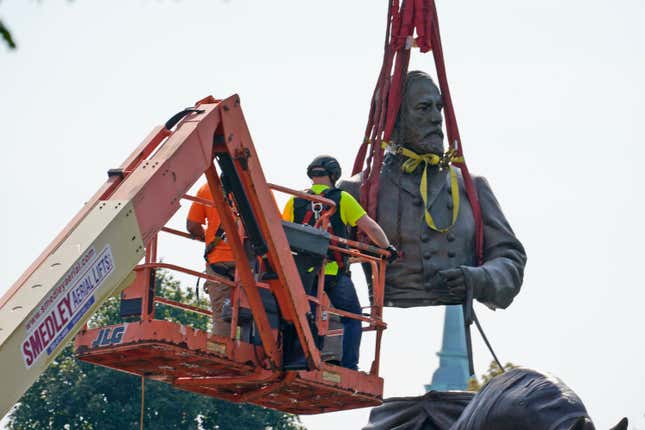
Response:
[408,134,445,155]
[394,128,445,155]
[393,115,445,155]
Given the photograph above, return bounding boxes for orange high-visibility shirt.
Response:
[187,183,235,264]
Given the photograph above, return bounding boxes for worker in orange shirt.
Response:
[186,182,236,337]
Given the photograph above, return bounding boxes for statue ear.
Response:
[567,417,594,430]
[568,417,586,430]
[609,417,628,430]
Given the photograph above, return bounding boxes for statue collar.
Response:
[382,142,462,232]
[382,142,463,171]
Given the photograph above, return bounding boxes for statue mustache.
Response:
[420,127,443,140]
[422,128,444,139]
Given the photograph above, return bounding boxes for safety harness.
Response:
[203,225,226,261]
[293,188,349,275]
[203,191,236,262]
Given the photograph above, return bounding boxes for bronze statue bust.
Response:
[340,71,526,309]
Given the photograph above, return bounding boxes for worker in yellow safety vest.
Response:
[282,155,397,370]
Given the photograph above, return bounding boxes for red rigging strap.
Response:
[353,0,484,264]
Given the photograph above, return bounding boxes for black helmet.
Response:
[307,155,342,183]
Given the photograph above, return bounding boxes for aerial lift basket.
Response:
[73,95,390,414]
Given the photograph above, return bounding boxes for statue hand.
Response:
[435,268,466,302]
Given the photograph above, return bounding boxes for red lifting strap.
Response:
[353,0,484,265]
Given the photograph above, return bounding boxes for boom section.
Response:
[0,98,283,416]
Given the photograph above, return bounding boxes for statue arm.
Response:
[462,177,527,309]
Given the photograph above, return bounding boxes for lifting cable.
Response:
[473,310,505,372]
[353,0,504,374]
[140,376,145,430]
[353,0,484,261]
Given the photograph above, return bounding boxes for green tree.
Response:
[0,18,16,50]
[467,361,518,392]
[8,271,304,430]
[1,0,19,50]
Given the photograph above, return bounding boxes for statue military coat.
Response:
[339,153,526,310]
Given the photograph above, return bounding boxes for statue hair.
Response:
[401,70,437,103]
[391,70,439,145]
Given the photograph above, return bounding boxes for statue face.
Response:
[398,79,444,155]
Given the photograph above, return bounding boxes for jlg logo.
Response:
[91,326,126,348]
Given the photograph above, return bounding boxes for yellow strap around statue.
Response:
[382,141,463,232]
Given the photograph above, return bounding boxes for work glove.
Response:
[385,244,399,263]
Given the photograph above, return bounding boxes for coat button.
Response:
[446,201,454,210]
[421,234,430,242]
[423,251,432,259]
[448,251,456,258]
[413,198,422,206]
[446,233,455,242]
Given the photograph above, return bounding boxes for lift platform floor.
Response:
[75,319,383,414]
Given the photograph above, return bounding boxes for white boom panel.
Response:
[0,200,144,416]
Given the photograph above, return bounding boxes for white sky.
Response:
[1,0,644,429]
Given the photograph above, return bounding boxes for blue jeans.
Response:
[324,274,362,370]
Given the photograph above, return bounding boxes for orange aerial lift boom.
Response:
[0,95,390,416]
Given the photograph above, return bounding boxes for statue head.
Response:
[393,70,444,155]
